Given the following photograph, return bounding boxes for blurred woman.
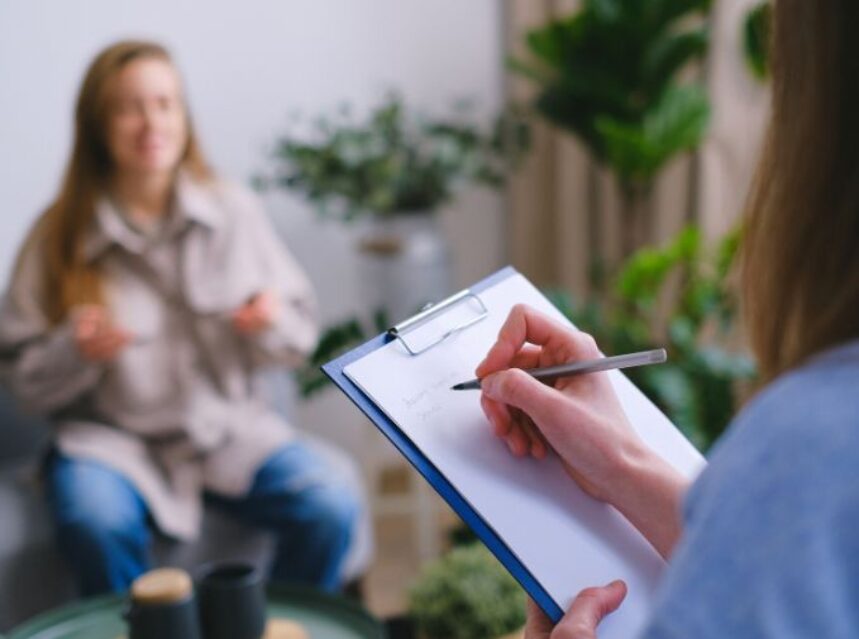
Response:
[477,1,859,637]
[0,40,357,596]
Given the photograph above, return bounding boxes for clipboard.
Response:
[322,266,565,619]
[323,266,703,627]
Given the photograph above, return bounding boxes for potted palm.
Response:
[510,0,712,266]
[265,94,526,324]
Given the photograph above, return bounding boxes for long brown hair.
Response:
[19,40,212,325]
[742,0,859,381]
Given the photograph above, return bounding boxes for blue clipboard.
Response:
[322,266,564,622]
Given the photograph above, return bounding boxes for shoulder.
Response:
[685,342,859,522]
[642,342,859,637]
[178,175,271,234]
[208,178,265,212]
[707,341,859,485]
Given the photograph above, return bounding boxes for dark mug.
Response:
[196,560,267,639]
[123,568,202,639]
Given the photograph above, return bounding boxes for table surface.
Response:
[3,585,386,639]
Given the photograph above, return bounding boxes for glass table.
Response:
[2,584,385,639]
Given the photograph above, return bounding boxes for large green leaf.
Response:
[595,85,710,182]
[646,0,712,27]
[511,0,711,190]
[743,1,771,80]
[642,29,709,96]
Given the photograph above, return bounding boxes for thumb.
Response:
[482,368,566,427]
[561,581,627,638]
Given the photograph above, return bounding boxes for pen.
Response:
[451,348,668,391]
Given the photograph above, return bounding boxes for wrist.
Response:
[609,439,690,559]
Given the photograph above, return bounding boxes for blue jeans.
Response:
[45,442,358,597]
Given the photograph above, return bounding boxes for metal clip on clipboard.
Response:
[387,289,489,356]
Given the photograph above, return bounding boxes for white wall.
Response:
[0,0,506,323]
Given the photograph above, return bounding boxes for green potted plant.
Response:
[263,94,526,324]
[510,0,712,266]
[743,1,771,81]
[409,543,526,639]
[550,226,756,451]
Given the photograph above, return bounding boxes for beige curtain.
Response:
[504,0,769,294]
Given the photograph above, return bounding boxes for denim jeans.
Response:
[45,441,358,597]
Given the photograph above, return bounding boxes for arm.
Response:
[477,304,689,559]
[229,190,319,368]
[0,244,102,413]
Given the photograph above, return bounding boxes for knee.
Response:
[47,455,147,547]
[56,503,144,547]
[306,484,360,539]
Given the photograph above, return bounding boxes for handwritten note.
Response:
[344,273,704,639]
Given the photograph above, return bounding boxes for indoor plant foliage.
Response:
[743,0,771,81]
[409,543,526,639]
[550,226,756,451]
[510,0,712,260]
[266,94,527,220]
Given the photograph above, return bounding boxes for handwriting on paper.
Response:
[401,370,460,422]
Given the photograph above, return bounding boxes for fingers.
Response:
[72,305,108,341]
[480,395,513,437]
[78,329,133,362]
[481,395,548,459]
[481,368,574,431]
[72,306,132,362]
[556,581,627,639]
[475,305,599,378]
[526,585,626,639]
[232,291,279,335]
[524,598,554,638]
[518,411,548,459]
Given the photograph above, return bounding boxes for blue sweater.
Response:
[642,339,859,638]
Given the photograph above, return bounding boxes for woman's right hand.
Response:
[71,305,133,362]
[476,304,689,557]
[476,304,644,503]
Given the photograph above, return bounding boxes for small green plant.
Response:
[409,543,526,639]
[549,226,756,450]
[510,0,712,259]
[295,309,389,398]
[263,94,528,221]
[743,1,771,81]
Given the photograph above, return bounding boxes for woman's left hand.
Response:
[232,290,280,335]
[525,581,627,639]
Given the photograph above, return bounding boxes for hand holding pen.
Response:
[472,304,664,503]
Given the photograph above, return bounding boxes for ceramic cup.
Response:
[123,568,202,639]
[196,560,267,639]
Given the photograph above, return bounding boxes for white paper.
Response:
[345,272,705,639]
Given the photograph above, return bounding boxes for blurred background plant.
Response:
[743,0,771,81]
[549,225,756,451]
[261,93,528,221]
[408,542,526,639]
[295,308,388,398]
[264,94,529,378]
[509,0,712,266]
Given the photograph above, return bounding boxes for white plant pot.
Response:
[356,212,454,326]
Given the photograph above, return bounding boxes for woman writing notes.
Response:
[479,2,859,637]
[0,41,357,596]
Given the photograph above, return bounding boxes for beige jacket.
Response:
[0,176,319,540]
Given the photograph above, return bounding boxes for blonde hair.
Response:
[17,40,212,324]
[742,0,859,381]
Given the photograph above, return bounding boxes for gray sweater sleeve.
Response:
[640,344,859,639]
[0,239,103,413]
